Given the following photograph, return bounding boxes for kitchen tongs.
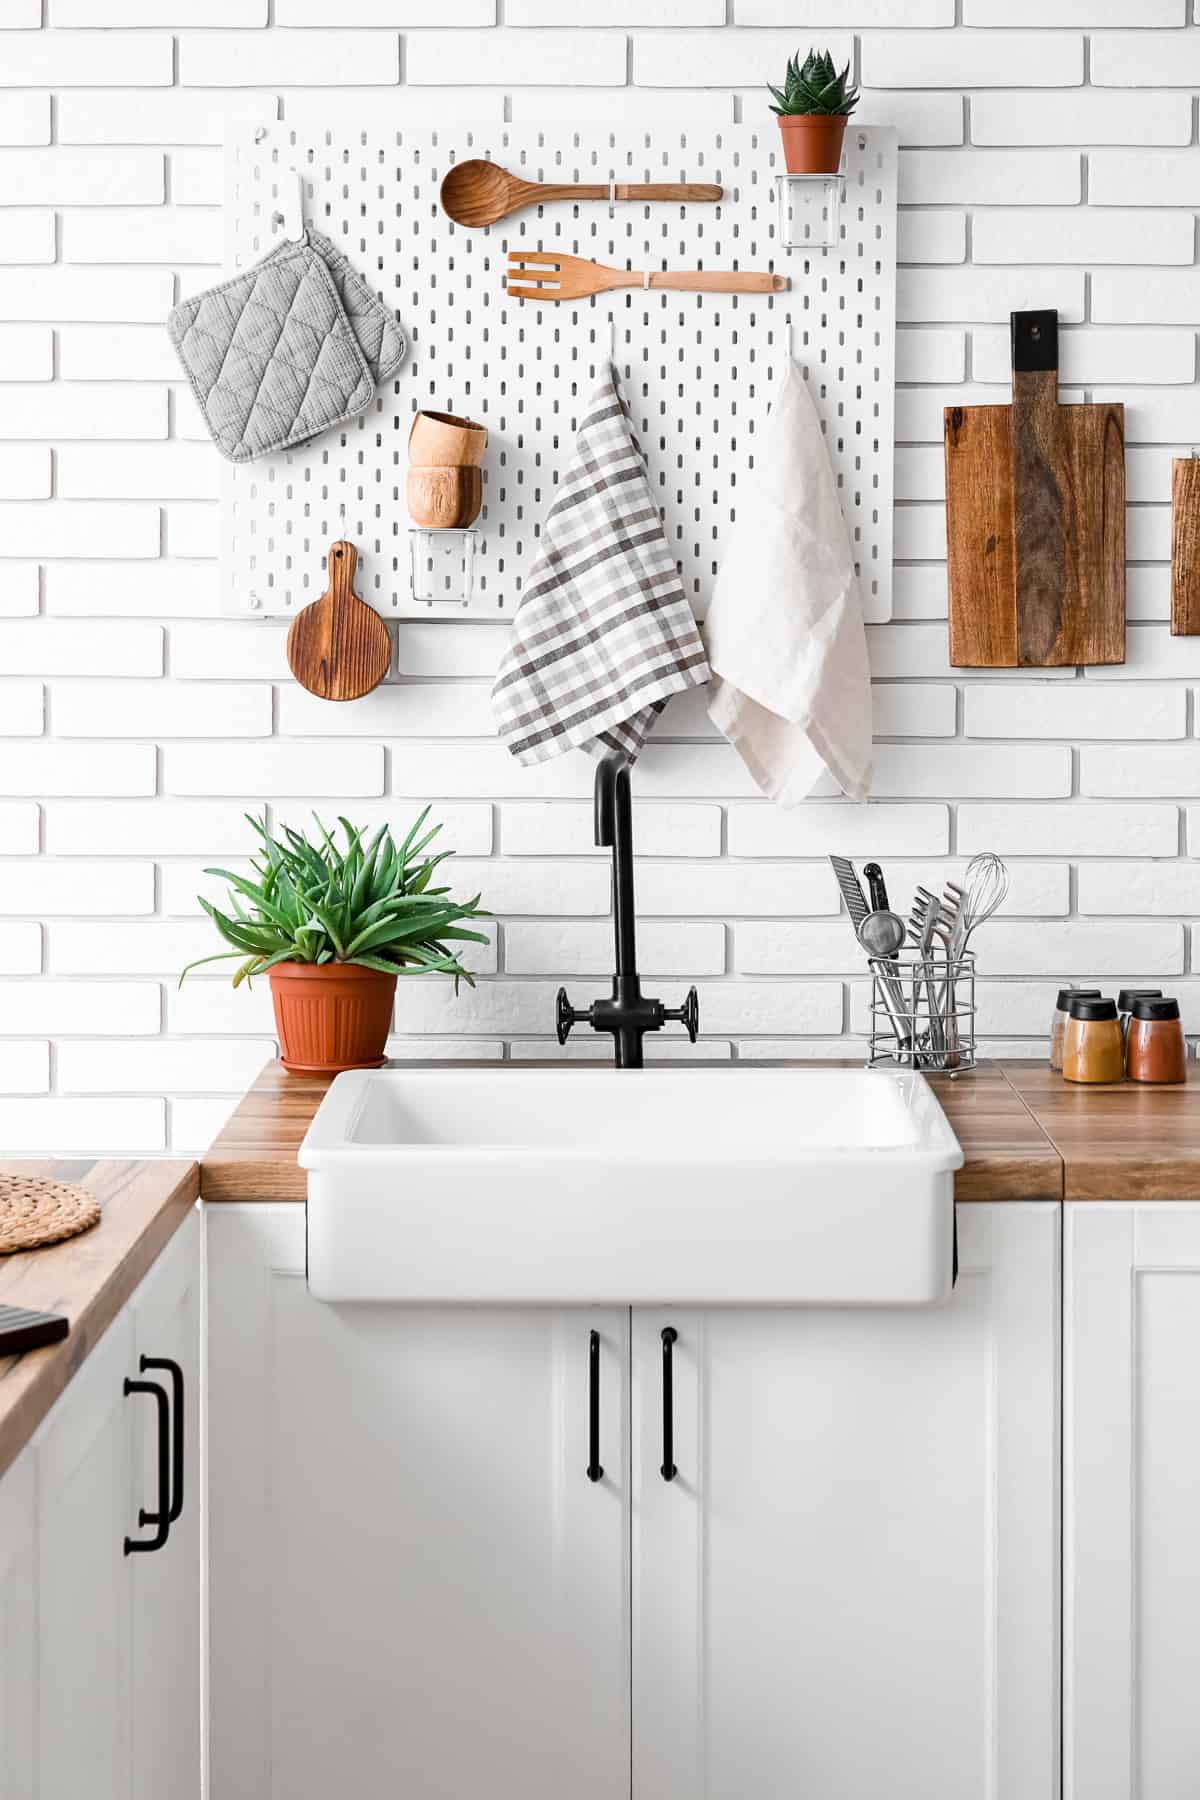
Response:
[507,250,786,301]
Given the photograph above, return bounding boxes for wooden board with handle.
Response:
[1170,456,1200,635]
[285,540,391,702]
[944,310,1125,667]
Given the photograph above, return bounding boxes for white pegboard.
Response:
[221,124,897,623]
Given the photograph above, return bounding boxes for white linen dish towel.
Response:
[492,361,710,765]
[704,357,872,803]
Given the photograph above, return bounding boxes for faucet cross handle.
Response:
[663,987,700,1044]
[556,986,590,1046]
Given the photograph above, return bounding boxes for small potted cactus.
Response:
[768,47,860,176]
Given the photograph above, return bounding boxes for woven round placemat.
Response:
[0,1174,101,1255]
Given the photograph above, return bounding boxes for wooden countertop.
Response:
[0,1159,198,1481]
[1005,1065,1200,1201]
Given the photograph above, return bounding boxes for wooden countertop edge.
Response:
[0,1159,199,1482]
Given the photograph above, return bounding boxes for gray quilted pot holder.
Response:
[167,230,407,465]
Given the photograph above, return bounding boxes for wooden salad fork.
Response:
[506,249,786,302]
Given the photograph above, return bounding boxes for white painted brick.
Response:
[901,149,1079,206]
[0,147,162,203]
[965,683,1185,740]
[55,680,272,739]
[694,981,843,1037]
[0,803,38,852]
[897,329,964,383]
[875,857,1069,918]
[0,1042,48,1094]
[894,505,947,560]
[1127,507,1170,563]
[168,979,274,1035]
[59,89,278,145]
[1090,151,1200,209]
[1093,270,1200,326]
[896,382,995,443]
[395,624,510,681]
[50,920,244,976]
[1092,29,1200,88]
[1078,861,1200,916]
[982,921,1183,977]
[47,562,219,618]
[510,0,718,21]
[0,925,39,972]
[171,621,287,677]
[1090,624,1200,680]
[170,149,221,207]
[0,268,172,322]
[728,801,948,857]
[58,0,266,16]
[165,742,384,797]
[899,268,1084,325]
[0,326,50,381]
[1082,746,1200,798]
[0,31,172,85]
[1128,447,1191,504]
[512,1033,728,1062]
[411,28,623,84]
[976,208,1192,266]
[63,208,221,266]
[0,1096,164,1153]
[514,87,731,123]
[501,801,721,858]
[393,741,598,801]
[0,861,151,915]
[635,861,837,917]
[0,620,161,675]
[269,798,493,857]
[1128,567,1171,622]
[181,29,399,86]
[170,388,209,442]
[439,858,609,917]
[864,31,1082,88]
[971,88,1190,147]
[0,92,49,144]
[146,859,253,916]
[972,327,1193,387]
[740,0,949,20]
[279,685,498,738]
[891,567,948,620]
[60,326,177,382]
[0,385,166,440]
[0,213,53,265]
[957,802,1179,857]
[737,922,867,976]
[0,678,41,733]
[0,743,155,797]
[872,744,1070,799]
[280,0,491,16]
[634,30,850,87]
[58,1038,273,1096]
[505,920,724,977]
[0,979,160,1035]
[59,445,215,501]
[0,565,38,618]
[872,683,957,737]
[276,83,507,120]
[895,446,947,502]
[0,446,50,498]
[736,1037,859,1062]
[897,211,965,265]
[163,505,217,558]
[46,798,249,856]
[1096,388,1200,444]
[853,91,963,147]
[167,1096,246,1147]
[389,979,559,1038]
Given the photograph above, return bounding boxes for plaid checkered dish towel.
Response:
[492,362,710,765]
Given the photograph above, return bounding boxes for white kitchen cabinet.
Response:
[632,1204,1061,1800]
[206,1205,630,1800]
[1065,1203,1200,1800]
[0,1448,36,1800]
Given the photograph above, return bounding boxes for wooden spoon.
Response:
[286,541,391,702]
[440,157,722,228]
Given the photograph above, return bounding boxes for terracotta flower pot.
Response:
[777,114,848,176]
[406,464,483,529]
[269,962,397,1073]
[408,409,488,469]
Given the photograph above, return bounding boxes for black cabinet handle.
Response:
[587,1329,603,1483]
[123,1375,170,1556]
[140,1355,184,1524]
[661,1327,678,1481]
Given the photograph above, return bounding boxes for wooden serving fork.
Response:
[506,249,786,302]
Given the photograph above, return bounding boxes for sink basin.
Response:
[300,1066,963,1306]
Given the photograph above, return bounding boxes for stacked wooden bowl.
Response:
[406,409,487,529]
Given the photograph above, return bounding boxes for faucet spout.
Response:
[594,754,637,978]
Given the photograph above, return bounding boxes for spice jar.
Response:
[1062,996,1124,1085]
[1126,996,1187,1085]
[1050,987,1101,1073]
[1117,987,1163,1055]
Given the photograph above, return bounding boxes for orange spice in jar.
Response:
[1126,996,1187,1086]
[1050,987,1101,1073]
[1062,996,1123,1085]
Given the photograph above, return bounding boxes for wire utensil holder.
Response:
[867,952,976,1075]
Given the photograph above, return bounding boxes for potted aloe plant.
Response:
[768,47,860,176]
[181,810,488,1073]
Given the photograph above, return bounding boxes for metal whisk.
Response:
[943,852,1009,957]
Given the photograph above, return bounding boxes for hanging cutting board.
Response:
[944,310,1125,667]
[286,540,391,701]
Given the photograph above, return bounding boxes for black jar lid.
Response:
[1131,995,1180,1021]
[1118,987,1163,1013]
[1057,986,1101,1011]
[1068,995,1118,1021]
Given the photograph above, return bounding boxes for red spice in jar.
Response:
[1126,996,1187,1086]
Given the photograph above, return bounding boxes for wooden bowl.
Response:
[408,408,488,469]
[406,465,483,529]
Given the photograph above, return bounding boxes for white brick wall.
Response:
[0,9,1197,1152]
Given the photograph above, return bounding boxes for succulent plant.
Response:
[768,47,860,118]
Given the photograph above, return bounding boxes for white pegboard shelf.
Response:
[221,123,897,624]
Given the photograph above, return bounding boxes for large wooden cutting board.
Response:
[944,310,1125,667]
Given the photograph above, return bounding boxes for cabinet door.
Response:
[1065,1203,1200,1800]
[0,1449,36,1800]
[36,1305,134,1800]
[207,1205,630,1800]
[129,1208,202,1800]
[633,1204,1060,1800]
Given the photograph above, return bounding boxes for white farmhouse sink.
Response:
[300,1067,963,1307]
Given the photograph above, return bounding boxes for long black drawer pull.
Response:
[141,1355,184,1524]
[587,1329,603,1483]
[123,1375,170,1555]
[661,1326,678,1481]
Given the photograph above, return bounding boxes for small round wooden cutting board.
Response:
[286,540,391,701]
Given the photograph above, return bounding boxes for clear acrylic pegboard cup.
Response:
[409,529,477,607]
[775,172,844,252]
[867,953,976,1077]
